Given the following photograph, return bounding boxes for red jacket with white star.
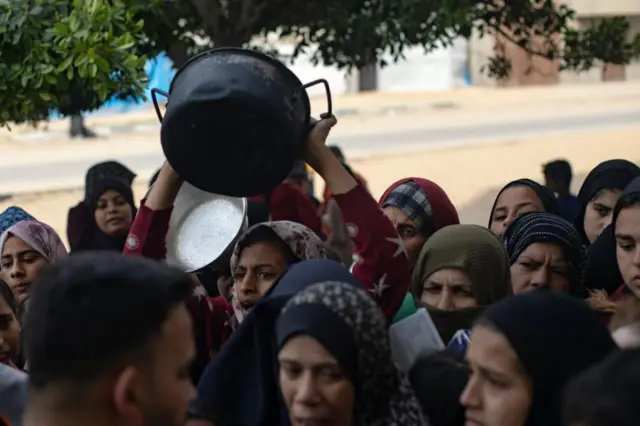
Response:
[122,184,410,364]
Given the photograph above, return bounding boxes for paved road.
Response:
[2,106,639,193]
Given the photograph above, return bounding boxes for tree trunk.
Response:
[166,42,191,69]
[358,63,378,91]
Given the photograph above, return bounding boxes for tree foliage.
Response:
[1,0,639,126]
[0,0,149,126]
[139,0,640,76]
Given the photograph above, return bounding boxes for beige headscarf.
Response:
[412,224,512,342]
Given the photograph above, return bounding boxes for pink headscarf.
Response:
[0,220,68,262]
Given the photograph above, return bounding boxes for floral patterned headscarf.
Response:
[230,221,327,271]
[0,220,67,263]
[230,221,327,323]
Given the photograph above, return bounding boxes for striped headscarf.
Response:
[501,212,585,296]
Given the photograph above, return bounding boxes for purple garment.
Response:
[447,329,471,354]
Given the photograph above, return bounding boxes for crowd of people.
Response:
[1,114,640,426]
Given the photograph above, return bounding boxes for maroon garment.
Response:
[268,182,323,237]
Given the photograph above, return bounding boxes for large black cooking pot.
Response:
[151,48,332,197]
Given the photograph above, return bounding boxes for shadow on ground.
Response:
[458,172,590,225]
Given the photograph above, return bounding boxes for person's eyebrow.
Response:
[514,201,537,209]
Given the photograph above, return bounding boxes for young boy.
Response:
[543,159,579,221]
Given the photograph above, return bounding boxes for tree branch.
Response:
[190,0,223,41]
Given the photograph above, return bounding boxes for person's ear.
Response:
[113,365,144,425]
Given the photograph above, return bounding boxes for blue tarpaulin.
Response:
[97,52,176,114]
[51,53,176,119]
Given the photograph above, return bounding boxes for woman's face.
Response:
[383,206,424,266]
[615,204,640,298]
[583,189,621,244]
[279,335,355,426]
[420,268,476,310]
[233,241,290,310]
[461,325,533,426]
[510,242,571,294]
[0,294,20,366]
[94,189,134,236]
[1,236,48,302]
[490,186,545,238]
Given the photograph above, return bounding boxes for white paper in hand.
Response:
[389,308,445,372]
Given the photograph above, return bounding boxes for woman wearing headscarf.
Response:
[461,291,616,426]
[66,161,136,250]
[276,281,428,426]
[586,176,640,321]
[190,259,363,426]
[178,220,329,386]
[0,207,35,237]
[0,221,67,302]
[583,173,640,314]
[501,212,585,297]
[611,176,640,302]
[228,221,328,323]
[574,159,640,246]
[379,177,460,266]
[412,224,512,345]
[489,178,560,238]
[70,177,138,252]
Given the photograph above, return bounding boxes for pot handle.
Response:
[299,79,333,117]
[151,88,170,123]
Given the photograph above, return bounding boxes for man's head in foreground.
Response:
[23,252,195,426]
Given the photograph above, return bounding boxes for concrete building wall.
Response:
[469,1,640,86]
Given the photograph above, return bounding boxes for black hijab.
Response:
[574,159,640,245]
[612,176,640,231]
[488,178,560,227]
[583,225,622,293]
[480,291,616,426]
[83,161,136,200]
[73,178,137,252]
[192,259,361,426]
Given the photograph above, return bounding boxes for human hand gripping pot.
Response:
[305,114,357,196]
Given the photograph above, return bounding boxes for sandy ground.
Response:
[2,126,640,247]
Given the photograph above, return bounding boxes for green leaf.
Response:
[29,6,43,16]
[89,63,97,77]
[117,41,135,50]
[57,56,73,72]
[39,92,52,101]
[53,23,70,35]
[94,55,109,72]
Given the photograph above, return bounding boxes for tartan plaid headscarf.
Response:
[382,181,434,237]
